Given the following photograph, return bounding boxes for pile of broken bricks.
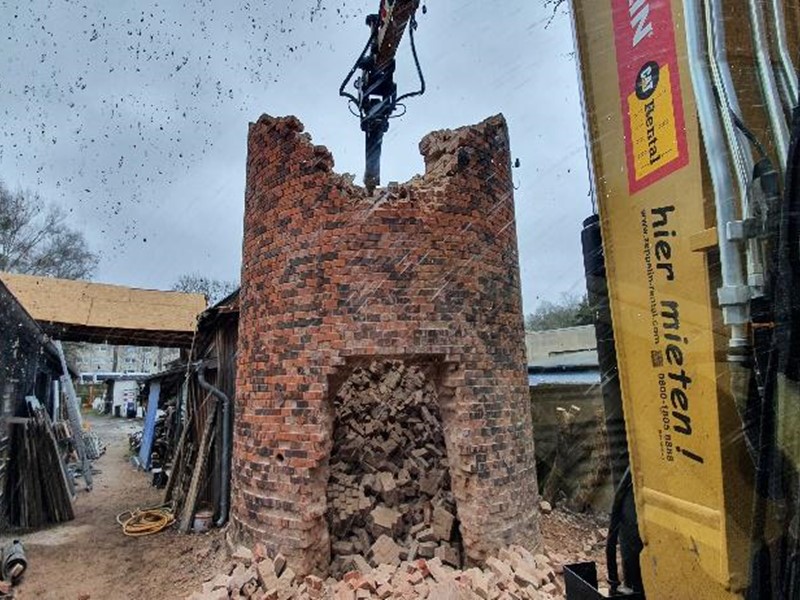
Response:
[187,362,570,599]
[327,361,463,577]
[186,543,564,600]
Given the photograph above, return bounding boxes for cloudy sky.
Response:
[0,0,591,314]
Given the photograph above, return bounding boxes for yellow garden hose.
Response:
[117,503,176,537]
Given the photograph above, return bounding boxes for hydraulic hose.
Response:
[197,363,231,527]
[745,103,800,600]
[765,0,799,110]
[746,0,789,170]
[774,104,800,600]
[684,0,749,348]
[706,0,766,297]
[706,0,753,204]
[582,214,629,488]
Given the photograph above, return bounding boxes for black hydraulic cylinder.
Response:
[581,214,644,594]
[581,214,630,487]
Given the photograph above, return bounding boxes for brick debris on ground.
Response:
[188,543,561,600]
[186,506,611,600]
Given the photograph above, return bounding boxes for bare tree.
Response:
[543,0,567,27]
[172,273,238,306]
[0,180,98,279]
[525,292,593,331]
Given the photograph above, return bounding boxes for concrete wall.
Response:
[525,325,597,364]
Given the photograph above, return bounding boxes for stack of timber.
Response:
[327,360,462,577]
[82,430,106,460]
[0,421,9,531]
[5,397,74,528]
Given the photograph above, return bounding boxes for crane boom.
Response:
[375,0,419,69]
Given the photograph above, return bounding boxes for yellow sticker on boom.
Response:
[628,64,680,182]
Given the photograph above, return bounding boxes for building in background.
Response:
[526,325,611,513]
[526,325,599,386]
[63,342,180,377]
[63,342,181,412]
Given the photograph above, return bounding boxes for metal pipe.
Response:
[747,0,790,170]
[1,540,27,582]
[53,341,92,490]
[707,0,766,296]
[766,0,799,107]
[776,66,795,115]
[197,363,231,527]
[706,0,752,203]
[684,0,749,350]
[705,0,764,297]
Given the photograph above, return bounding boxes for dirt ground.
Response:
[1,414,226,600]
[2,414,610,600]
[541,506,610,594]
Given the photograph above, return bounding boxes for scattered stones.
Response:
[434,542,460,568]
[432,504,455,542]
[226,563,250,595]
[273,554,287,578]
[257,558,279,590]
[368,506,402,539]
[232,545,254,565]
[186,542,562,600]
[369,535,402,567]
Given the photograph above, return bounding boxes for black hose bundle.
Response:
[606,468,632,594]
[746,104,800,600]
[773,105,800,600]
[605,467,644,595]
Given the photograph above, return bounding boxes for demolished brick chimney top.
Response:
[233,114,539,577]
[245,112,511,195]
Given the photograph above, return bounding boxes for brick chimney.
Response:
[232,114,539,576]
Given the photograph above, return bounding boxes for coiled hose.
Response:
[116,502,176,537]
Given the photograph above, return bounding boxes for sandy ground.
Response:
[2,413,611,600]
[1,414,226,600]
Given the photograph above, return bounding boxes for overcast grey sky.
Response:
[0,0,591,314]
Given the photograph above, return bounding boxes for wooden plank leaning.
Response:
[53,341,93,490]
